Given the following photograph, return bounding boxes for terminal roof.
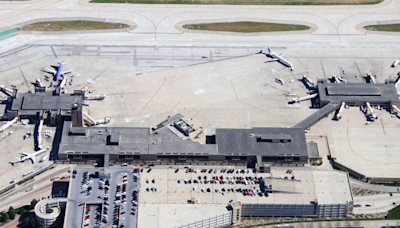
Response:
[215,128,308,156]
[10,90,83,115]
[60,121,217,155]
[318,82,399,105]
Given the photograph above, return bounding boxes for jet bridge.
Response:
[294,102,341,129]
[0,85,13,96]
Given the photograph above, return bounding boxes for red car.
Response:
[79,203,84,206]
[134,168,139,173]
[139,164,146,167]
[175,169,179,173]
[50,178,55,181]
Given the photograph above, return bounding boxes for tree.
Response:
[3,212,9,223]
[29,217,36,228]
[8,206,15,220]
[37,222,45,228]
[19,207,27,215]
[30,199,38,209]
[23,218,30,227]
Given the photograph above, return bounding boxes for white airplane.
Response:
[262,45,294,71]
[12,148,49,165]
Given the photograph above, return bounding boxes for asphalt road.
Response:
[350,178,400,193]
[0,167,69,211]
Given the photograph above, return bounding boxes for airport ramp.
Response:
[294,102,341,129]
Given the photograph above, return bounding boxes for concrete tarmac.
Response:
[0,0,399,52]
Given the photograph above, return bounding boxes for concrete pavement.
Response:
[0,0,399,53]
[353,194,400,214]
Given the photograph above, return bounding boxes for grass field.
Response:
[90,0,383,5]
[183,22,310,33]
[19,21,129,31]
[364,24,400,32]
[387,205,400,219]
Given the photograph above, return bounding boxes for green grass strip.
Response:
[0,28,18,37]
[364,24,400,32]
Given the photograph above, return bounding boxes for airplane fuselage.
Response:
[270,52,292,68]
[55,64,63,81]
[16,148,49,164]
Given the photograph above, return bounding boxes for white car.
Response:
[25,188,32,192]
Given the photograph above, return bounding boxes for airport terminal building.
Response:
[58,115,315,168]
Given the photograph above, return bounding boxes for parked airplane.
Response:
[44,62,73,81]
[262,45,294,71]
[12,148,49,165]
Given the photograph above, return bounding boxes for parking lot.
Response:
[138,167,328,205]
[65,168,139,228]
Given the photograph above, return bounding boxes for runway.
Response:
[0,0,399,53]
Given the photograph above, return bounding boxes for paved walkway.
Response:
[1,215,20,228]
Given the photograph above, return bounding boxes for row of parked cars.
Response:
[81,172,93,196]
[177,168,257,174]
[83,205,102,227]
[196,187,269,197]
[177,175,266,185]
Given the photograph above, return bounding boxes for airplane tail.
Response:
[57,61,67,65]
[266,45,271,53]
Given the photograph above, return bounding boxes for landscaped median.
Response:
[356,20,400,36]
[175,18,317,36]
[0,17,137,40]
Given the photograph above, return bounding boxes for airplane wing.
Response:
[60,70,73,75]
[30,156,36,163]
[265,58,279,63]
[45,68,57,74]
[279,52,285,57]
[22,152,30,156]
